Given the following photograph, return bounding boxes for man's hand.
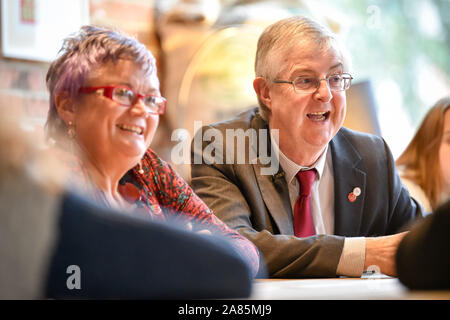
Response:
[364,232,408,276]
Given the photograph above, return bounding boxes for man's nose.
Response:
[313,79,332,103]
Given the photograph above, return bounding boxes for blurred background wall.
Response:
[1,0,449,180]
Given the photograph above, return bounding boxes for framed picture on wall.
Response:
[1,0,89,62]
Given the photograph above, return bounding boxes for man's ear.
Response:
[54,91,76,125]
[253,77,272,110]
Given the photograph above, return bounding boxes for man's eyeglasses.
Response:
[273,73,353,94]
[78,85,166,115]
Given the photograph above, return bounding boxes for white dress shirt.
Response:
[271,132,366,277]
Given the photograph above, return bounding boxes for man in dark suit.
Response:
[190,16,423,278]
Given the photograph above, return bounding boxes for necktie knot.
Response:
[296,169,316,196]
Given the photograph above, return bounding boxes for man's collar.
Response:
[270,129,329,184]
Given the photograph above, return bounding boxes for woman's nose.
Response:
[130,97,149,116]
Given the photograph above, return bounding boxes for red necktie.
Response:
[294,169,316,237]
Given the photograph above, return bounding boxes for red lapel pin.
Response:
[348,187,361,203]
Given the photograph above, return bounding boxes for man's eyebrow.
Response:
[329,63,343,71]
[291,63,344,76]
[292,67,314,74]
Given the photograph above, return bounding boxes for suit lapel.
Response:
[253,162,294,234]
[330,130,366,236]
[250,112,294,234]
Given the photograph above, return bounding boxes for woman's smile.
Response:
[116,123,144,135]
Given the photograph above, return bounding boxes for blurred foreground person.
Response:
[396,97,450,213]
[396,200,450,289]
[0,115,254,299]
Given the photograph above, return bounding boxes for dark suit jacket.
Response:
[191,107,423,277]
[396,200,450,290]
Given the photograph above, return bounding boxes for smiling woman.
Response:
[44,25,260,278]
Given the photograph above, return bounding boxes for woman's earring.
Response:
[67,121,76,139]
[138,161,144,175]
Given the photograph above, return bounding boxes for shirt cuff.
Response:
[336,237,366,277]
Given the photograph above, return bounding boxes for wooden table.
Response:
[250,274,450,300]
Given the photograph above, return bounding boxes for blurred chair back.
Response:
[344,80,381,136]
